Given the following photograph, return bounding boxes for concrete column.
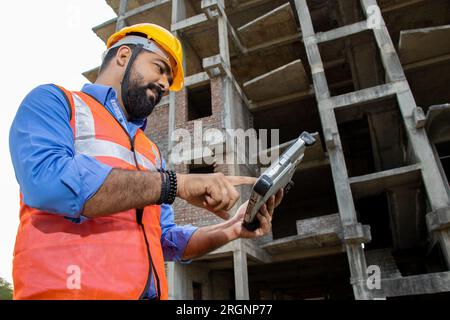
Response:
[167,262,189,300]
[293,0,373,300]
[360,0,450,269]
[116,0,128,31]
[347,244,373,300]
[233,240,249,300]
[168,0,188,166]
[438,231,450,268]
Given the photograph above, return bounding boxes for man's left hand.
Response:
[229,188,284,239]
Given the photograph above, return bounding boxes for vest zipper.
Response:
[82,93,161,300]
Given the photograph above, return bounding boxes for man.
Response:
[9,23,283,300]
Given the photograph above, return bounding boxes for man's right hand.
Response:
[176,173,257,220]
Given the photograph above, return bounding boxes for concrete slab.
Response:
[82,67,100,83]
[231,41,303,85]
[261,227,342,253]
[182,21,222,59]
[374,271,450,298]
[399,24,450,65]
[426,104,450,144]
[237,3,298,48]
[106,0,198,17]
[349,164,422,200]
[93,0,173,43]
[243,59,309,102]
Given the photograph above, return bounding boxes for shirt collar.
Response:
[81,83,115,106]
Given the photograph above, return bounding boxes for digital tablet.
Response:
[242,132,316,231]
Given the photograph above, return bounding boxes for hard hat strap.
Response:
[121,44,145,118]
[109,35,171,65]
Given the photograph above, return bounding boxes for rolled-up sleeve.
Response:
[9,84,112,221]
[160,203,198,263]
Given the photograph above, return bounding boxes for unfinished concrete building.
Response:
[84,0,450,300]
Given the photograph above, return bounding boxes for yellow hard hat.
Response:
[107,23,184,91]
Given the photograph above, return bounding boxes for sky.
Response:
[0,0,116,284]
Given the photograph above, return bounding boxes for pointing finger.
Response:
[225,176,257,187]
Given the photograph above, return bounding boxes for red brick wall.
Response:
[144,76,253,227]
[171,76,230,227]
[144,102,170,161]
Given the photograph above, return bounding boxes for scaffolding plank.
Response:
[349,164,422,199]
[237,3,298,48]
[399,25,450,65]
[243,59,309,102]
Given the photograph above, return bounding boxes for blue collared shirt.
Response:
[9,83,198,299]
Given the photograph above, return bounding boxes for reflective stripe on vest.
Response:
[72,93,156,171]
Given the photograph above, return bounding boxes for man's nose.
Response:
[157,76,169,93]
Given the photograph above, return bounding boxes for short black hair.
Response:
[98,43,136,75]
[99,33,149,75]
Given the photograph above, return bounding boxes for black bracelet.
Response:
[163,171,171,204]
[156,169,166,205]
[166,170,177,205]
[156,169,177,205]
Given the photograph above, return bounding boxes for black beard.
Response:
[126,80,163,120]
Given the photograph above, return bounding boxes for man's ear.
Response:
[115,46,132,68]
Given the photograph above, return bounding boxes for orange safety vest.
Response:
[13,87,168,300]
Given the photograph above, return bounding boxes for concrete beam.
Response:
[206,0,246,54]
[203,54,251,108]
[427,207,450,232]
[243,239,272,264]
[185,72,210,88]
[296,213,343,242]
[315,20,369,44]
[123,0,170,20]
[171,13,209,32]
[414,107,426,129]
[349,164,422,199]
[343,224,371,245]
[331,82,406,110]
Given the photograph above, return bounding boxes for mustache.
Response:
[146,83,163,105]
